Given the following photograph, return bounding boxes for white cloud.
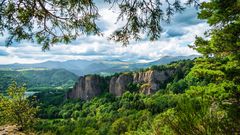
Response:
[0,2,209,64]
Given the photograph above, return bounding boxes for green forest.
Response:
[32,57,239,134]
[0,0,240,134]
[0,69,77,92]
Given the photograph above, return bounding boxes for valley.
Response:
[0,68,78,92]
[33,59,194,134]
[0,0,239,134]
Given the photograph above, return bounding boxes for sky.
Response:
[0,0,209,64]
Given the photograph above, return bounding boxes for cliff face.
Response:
[133,70,174,83]
[109,74,133,96]
[108,70,174,95]
[67,75,103,100]
[133,70,174,94]
[67,69,175,100]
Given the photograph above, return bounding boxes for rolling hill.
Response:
[0,68,78,92]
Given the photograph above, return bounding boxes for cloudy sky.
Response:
[0,1,209,64]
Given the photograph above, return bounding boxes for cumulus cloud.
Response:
[0,1,209,64]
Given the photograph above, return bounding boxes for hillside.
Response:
[33,60,194,133]
[0,68,78,92]
[32,52,239,134]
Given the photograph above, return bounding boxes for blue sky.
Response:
[0,0,209,64]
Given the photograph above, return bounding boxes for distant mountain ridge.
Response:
[0,55,199,75]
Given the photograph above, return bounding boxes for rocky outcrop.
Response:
[67,69,175,100]
[109,70,175,96]
[133,70,174,94]
[133,70,174,83]
[67,75,104,100]
[109,74,133,96]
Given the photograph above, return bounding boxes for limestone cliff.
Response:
[133,70,174,94]
[109,70,175,95]
[67,75,104,100]
[67,69,175,100]
[109,74,133,96]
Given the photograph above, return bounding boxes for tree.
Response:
[0,0,199,50]
[0,81,38,130]
[158,0,240,133]
[191,0,240,59]
[110,117,129,135]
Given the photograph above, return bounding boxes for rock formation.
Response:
[67,69,175,100]
[108,70,175,96]
[133,70,174,94]
[109,74,133,96]
[67,75,104,100]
